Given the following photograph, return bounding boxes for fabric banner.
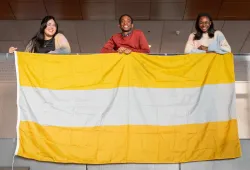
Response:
[14,51,241,164]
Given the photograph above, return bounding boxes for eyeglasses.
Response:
[199,22,210,25]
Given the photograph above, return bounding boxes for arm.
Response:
[9,47,17,53]
[100,37,117,53]
[220,38,231,53]
[208,31,231,54]
[9,40,35,53]
[51,33,71,54]
[131,31,150,53]
[24,40,34,53]
[184,33,206,54]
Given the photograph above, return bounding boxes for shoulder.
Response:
[55,33,67,39]
[132,30,147,38]
[188,32,196,39]
[54,33,70,45]
[214,30,224,36]
[213,30,227,39]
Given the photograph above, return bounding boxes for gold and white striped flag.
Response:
[14,52,241,164]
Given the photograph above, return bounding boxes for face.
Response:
[44,19,57,37]
[199,16,211,33]
[119,16,133,32]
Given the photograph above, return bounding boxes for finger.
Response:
[9,48,15,53]
[12,47,17,51]
[125,50,131,54]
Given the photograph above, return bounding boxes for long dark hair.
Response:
[28,16,58,52]
[194,13,215,40]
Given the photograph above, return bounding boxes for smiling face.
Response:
[119,15,133,32]
[199,16,211,33]
[44,19,57,38]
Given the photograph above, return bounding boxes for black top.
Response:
[35,38,55,53]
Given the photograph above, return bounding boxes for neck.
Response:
[122,31,130,36]
[44,35,52,40]
[122,30,132,37]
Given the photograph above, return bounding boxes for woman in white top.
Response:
[184,13,231,54]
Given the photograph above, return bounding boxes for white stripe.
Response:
[19,84,236,127]
[14,51,20,155]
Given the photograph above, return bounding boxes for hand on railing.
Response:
[117,47,132,54]
[9,47,18,54]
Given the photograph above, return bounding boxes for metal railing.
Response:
[0,53,250,60]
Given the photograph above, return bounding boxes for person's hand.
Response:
[48,51,56,54]
[9,47,17,53]
[117,47,126,53]
[124,48,132,54]
[118,47,132,54]
[198,45,208,51]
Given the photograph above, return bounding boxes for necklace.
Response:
[43,39,52,47]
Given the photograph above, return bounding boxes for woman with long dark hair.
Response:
[9,15,71,54]
[184,13,231,54]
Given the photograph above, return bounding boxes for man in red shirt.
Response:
[100,14,150,54]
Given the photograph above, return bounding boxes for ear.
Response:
[131,24,134,28]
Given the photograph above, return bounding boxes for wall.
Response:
[0,19,250,169]
[0,20,250,54]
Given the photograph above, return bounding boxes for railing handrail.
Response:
[1,53,250,61]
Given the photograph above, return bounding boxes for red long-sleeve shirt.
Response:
[100,29,150,53]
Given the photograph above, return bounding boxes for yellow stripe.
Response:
[16,52,235,90]
[17,120,241,164]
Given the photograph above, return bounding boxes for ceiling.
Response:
[0,0,250,20]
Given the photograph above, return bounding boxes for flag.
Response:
[14,51,241,164]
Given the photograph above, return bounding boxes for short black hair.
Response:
[119,14,134,24]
